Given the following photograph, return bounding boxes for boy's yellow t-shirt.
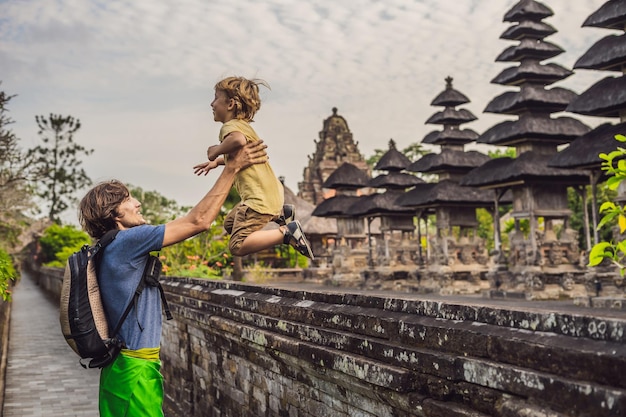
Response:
[220,119,284,215]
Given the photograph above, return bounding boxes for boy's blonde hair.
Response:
[215,76,270,122]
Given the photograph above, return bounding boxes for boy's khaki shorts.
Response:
[224,203,277,253]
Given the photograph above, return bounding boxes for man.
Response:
[78,140,267,416]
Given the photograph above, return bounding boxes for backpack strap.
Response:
[109,255,173,339]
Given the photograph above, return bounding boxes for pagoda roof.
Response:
[484,85,577,115]
[461,151,588,188]
[407,149,490,174]
[346,190,415,217]
[302,215,337,236]
[496,38,563,62]
[583,0,626,30]
[574,34,626,73]
[566,76,626,118]
[368,172,425,189]
[311,195,361,218]
[422,127,479,146]
[322,162,370,189]
[477,116,590,146]
[431,79,470,107]
[425,108,477,125]
[504,0,553,23]
[501,20,556,40]
[374,139,411,171]
[549,122,626,170]
[491,61,572,86]
[397,180,494,208]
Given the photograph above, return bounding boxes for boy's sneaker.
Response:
[283,220,315,259]
[275,204,296,226]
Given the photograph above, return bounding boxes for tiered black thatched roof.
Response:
[358,139,425,219]
[557,0,626,170]
[461,152,588,188]
[407,149,490,174]
[347,190,415,217]
[566,76,626,118]
[425,108,477,125]
[573,34,626,72]
[475,0,589,151]
[421,77,480,148]
[549,122,626,169]
[583,0,626,30]
[397,180,493,208]
[478,116,589,146]
[368,172,424,189]
[373,139,411,172]
[492,61,572,86]
[311,195,361,218]
[322,162,370,189]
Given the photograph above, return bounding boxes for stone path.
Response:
[3,270,100,417]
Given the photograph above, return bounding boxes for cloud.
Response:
[0,0,612,219]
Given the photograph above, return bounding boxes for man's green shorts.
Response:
[99,352,164,417]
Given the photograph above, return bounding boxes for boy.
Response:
[194,76,314,259]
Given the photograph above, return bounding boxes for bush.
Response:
[0,249,16,301]
[38,224,91,266]
[588,134,626,274]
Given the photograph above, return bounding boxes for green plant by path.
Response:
[39,223,91,267]
[588,134,626,274]
[0,249,16,301]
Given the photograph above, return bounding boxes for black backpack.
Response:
[59,230,172,368]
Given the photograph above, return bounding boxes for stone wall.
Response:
[33,268,626,416]
[160,278,626,417]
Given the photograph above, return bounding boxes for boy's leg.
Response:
[274,204,296,226]
[283,220,315,259]
[229,206,278,256]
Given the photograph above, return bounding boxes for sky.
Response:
[0,0,612,222]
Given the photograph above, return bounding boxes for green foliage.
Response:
[567,186,615,249]
[0,249,16,301]
[28,114,93,223]
[0,86,37,248]
[38,223,91,265]
[503,218,530,236]
[476,208,494,249]
[488,148,516,159]
[588,134,626,274]
[128,184,185,225]
[159,225,230,279]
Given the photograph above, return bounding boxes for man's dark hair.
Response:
[79,180,129,239]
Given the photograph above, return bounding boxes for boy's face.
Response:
[211,90,234,123]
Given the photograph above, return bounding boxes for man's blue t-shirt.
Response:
[99,224,165,350]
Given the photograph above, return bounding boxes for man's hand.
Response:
[227,140,268,173]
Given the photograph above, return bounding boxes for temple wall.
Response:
[35,268,626,417]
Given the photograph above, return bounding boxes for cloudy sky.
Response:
[1,0,611,221]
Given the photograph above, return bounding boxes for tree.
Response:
[28,114,93,223]
[0,85,39,251]
[128,185,186,225]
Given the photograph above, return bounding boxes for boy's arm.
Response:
[208,131,247,160]
[164,140,267,247]
[193,156,225,176]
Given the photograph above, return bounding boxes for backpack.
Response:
[59,230,172,369]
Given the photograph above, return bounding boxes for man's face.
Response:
[114,194,146,229]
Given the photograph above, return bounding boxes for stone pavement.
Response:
[3,270,100,417]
